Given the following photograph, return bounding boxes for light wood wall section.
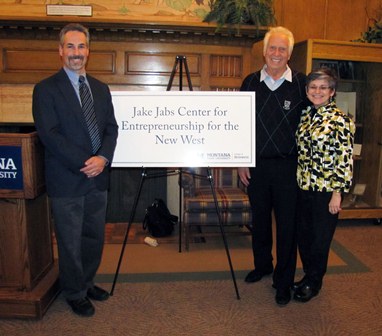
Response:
[0,0,380,43]
[275,0,381,42]
[1,0,381,122]
[0,38,253,123]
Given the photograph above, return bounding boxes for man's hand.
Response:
[238,167,251,186]
[80,156,107,178]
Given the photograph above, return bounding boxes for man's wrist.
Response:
[97,155,109,166]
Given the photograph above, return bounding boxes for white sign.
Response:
[111,91,256,167]
[46,5,93,17]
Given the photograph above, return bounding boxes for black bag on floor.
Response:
[143,199,178,237]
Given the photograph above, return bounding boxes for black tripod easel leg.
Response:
[167,55,193,92]
[178,168,183,253]
[182,57,193,91]
[206,167,241,300]
[167,55,193,253]
[166,55,239,297]
[110,167,147,296]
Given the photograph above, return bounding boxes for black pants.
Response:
[247,157,298,290]
[296,189,339,290]
[50,186,108,300]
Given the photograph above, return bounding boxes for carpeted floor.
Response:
[1,219,382,335]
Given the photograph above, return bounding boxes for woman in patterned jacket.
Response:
[293,67,355,302]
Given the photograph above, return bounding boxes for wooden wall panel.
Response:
[0,40,117,84]
[0,39,252,122]
[274,0,328,42]
[0,84,34,123]
[209,55,244,91]
[124,52,201,88]
[88,52,116,74]
[325,0,369,41]
[274,0,380,42]
[3,49,116,74]
[0,40,57,84]
[126,53,200,75]
[210,55,242,78]
[4,49,59,72]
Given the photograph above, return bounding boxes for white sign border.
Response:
[111,91,256,168]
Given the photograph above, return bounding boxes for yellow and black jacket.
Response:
[296,101,355,193]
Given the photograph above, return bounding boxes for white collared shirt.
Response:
[63,67,91,103]
[260,65,292,91]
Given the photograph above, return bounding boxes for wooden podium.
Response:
[0,127,59,319]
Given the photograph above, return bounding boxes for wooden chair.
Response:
[181,167,252,250]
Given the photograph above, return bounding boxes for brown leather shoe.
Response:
[87,285,110,301]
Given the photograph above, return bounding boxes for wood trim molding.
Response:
[0,19,267,47]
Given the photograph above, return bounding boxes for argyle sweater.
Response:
[240,70,307,159]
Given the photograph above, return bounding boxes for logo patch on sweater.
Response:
[283,100,291,110]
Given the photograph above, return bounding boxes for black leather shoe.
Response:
[87,285,110,301]
[293,284,319,302]
[67,297,95,317]
[292,276,307,291]
[245,268,273,283]
[275,288,291,306]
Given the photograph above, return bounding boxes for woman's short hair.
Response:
[307,67,338,90]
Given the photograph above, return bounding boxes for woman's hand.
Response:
[329,192,342,214]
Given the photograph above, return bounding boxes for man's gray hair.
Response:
[263,26,294,56]
[59,23,90,46]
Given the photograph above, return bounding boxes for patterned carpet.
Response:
[1,220,382,336]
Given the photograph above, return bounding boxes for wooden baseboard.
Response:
[0,262,60,319]
[339,208,382,219]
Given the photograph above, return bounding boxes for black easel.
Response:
[167,56,240,299]
[182,168,241,300]
[110,55,240,299]
[166,55,192,252]
[167,55,193,91]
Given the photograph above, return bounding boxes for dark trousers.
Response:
[247,157,298,289]
[50,186,108,300]
[297,189,338,290]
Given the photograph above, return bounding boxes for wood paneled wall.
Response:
[0,0,381,43]
[275,0,381,43]
[0,2,380,122]
[0,36,254,123]
[0,26,260,222]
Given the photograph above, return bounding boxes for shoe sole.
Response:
[276,299,290,306]
[244,271,273,283]
[293,292,319,303]
[87,294,109,301]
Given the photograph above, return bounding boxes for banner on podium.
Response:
[0,146,23,190]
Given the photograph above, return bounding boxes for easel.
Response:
[167,55,193,91]
[110,56,240,299]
